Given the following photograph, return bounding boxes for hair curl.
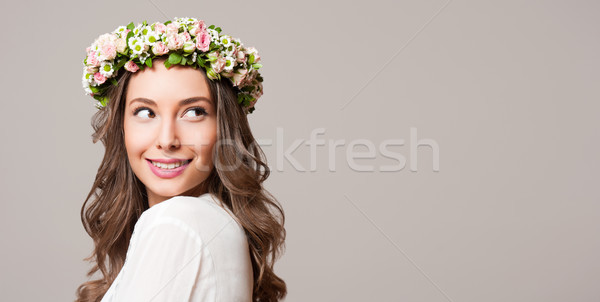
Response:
[75,61,287,302]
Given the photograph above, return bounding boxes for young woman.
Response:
[76,17,286,302]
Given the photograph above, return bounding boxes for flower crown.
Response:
[82,17,263,114]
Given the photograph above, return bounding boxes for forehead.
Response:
[125,60,212,105]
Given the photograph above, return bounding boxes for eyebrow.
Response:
[128,96,212,107]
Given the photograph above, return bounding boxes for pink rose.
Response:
[154,23,167,35]
[198,20,207,32]
[124,61,139,72]
[211,57,226,73]
[246,69,257,82]
[166,22,179,35]
[232,69,248,86]
[115,38,127,53]
[86,65,98,74]
[251,81,263,99]
[246,47,260,63]
[181,31,191,42]
[101,43,117,60]
[166,34,184,50]
[87,51,100,67]
[94,72,107,84]
[236,50,246,63]
[189,25,201,36]
[189,20,207,36]
[152,42,169,55]
[196,30,211,52]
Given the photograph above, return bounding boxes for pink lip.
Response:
[147,158,189,164]
[146,159,191,179]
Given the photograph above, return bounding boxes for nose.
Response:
[156,117,180,151]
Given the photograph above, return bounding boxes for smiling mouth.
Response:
[146,159,192,170]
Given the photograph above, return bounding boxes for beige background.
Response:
[1,0,598,301]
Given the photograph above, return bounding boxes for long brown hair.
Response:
[75,62,287,301]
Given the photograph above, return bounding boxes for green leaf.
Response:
[208,24,215,29]
[110,77,118,86]
[115,59,127,71]
[252,63,262,69]
[181,56,187,65]
[164,60,172,69]
[215,27,222,33]
[164,20,172,25]
[142,20,147,26]
[146,57,152,67]
[168,52,182,64]
[126,30,134,41]
[126,22,135,30]
[99,96,108,107]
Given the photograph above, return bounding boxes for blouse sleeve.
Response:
[110,216,215,302]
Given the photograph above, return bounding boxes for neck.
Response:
[147,183,209,208]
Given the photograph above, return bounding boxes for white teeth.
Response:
[151,160,188,169]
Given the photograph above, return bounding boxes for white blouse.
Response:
[100,193,254,302]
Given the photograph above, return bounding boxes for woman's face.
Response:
[123,59,218,207]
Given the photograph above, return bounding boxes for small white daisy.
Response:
[139,25,151,36]
[128,37,141,50]
[145,31,160,45]
[139,53,150,64]
[208,28,219,40]
[224,56,235,72]
[99,62,114,77]
[113,26,127,35]
[131,40,147,55]
[219,35,232,48]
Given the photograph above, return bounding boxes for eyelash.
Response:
[185,106,208,117]
[132,106,208,118]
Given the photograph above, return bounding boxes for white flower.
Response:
[144,31,160,45]
[131,40,147,55]
[95,33,115,48]
[99,61,114,77]
[219,35,232,48]
[115,38,127,53]
[176,17,195,25]
[191,52,197,63]
[207,28,219,41]
[133,24,144,35]
[223,44,237,57]
[113,26,127,35]
[139,53,150,65]
[82,71,93,83]
[223,56,235,72]
[139,25,151,36]
[128,37,141,50]
[82,73,92,92]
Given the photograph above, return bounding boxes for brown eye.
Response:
[183,107,207,119]
[134,107,155,119]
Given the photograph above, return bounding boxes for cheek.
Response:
[183,124,218,160]
[123,120,154,158]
